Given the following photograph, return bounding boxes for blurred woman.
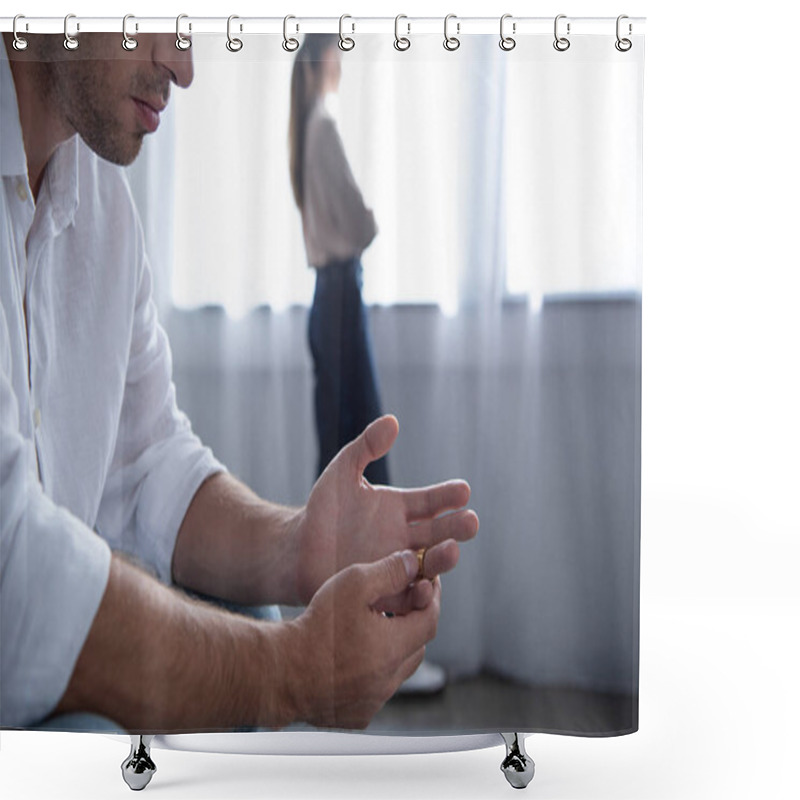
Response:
[288,35,447,696]
[289,34,389,485]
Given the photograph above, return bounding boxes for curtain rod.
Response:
[1,16,646,37]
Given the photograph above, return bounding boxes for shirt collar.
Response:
[43,135,80,234]
[2,43,81,232]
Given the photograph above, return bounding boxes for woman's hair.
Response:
[289,34,339,210]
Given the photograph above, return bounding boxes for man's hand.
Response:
[280,550,439,729]
[293,415,479,605]
[54,552,434,733]
[172,415,477,608]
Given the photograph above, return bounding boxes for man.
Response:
[0,32,478,732]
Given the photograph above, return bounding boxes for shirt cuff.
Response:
[1,502,111,728]
[136,444,226,585]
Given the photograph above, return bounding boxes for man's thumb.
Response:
[346,415,399,477]
[365,550,419,601]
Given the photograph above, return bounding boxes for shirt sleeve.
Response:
[1,305,112,728]
[94,218,224,584]
[307,114,377,253]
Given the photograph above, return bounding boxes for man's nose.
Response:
[152,33,194,89]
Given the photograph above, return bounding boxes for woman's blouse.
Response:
[301,100,377,268]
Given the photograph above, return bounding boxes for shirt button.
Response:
[33,408,42,429]
[16,179,28,203]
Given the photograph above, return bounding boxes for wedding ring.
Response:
[416,548,427,581]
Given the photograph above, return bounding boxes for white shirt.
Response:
[0,51,223,727]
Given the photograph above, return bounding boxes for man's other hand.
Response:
[294,415,479,604]
[280,550,440,729]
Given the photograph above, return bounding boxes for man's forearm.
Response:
[56,549,446,732]
[172,472,305,606]
[55,554,298,731]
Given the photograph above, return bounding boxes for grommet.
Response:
[444,14,460,51]
[283,15,299,52]
[176,14,192,51]
[226,15,243,52]
[12,15,29,51]
[394,14,411,51]
[338,14,355,51]
[122,14,138,51]
[499,13,516,51]
[553,14,570,52]
[615,14,632,52]
[63,13,79,51]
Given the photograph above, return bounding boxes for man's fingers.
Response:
[391,581,441,683]
[364,541,455,613]
[343,415,399,477]
[409,508,478,549]
[362,550,419,603]
[385,576,441,650]
[394,647,426,691]
[416,539,460,580]
[400,480,471,522]
[374,580,434,615]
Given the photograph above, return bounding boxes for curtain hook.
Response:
[122,14,138,51]
[12,15,28,51]
[226,15,243,52]
[63,13,79,51]
[176,14,192,51]
[282,15,299,52]
[553,14,570,52]
[394,14,411,51]
[615,14,632,52]
[444,13,460,51]
[339,14,355,51]
[499,13,516,51]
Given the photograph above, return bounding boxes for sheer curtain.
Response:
[132,31,643,694]
[163,34,641,309]
[166,35,504,314]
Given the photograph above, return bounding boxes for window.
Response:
[163,34,641,317]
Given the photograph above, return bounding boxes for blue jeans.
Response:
[308,258,389,485]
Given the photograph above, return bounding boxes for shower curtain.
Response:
[2,16,643,740]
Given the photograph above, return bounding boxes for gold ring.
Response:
[415,548,426,581]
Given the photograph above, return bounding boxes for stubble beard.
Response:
[42,49,168,166]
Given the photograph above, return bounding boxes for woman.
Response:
[289,34,389,485]
[288,36,447,696]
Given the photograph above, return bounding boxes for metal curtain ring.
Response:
[176,14,192,51]
[615,14,632,52]
[226,15,243,52]
[63,13,79,51]
[282,15,299,52]
[444,14,460,51]
[12,15,28,51]
[499,13,516,51]
[394,14,411,51]
[339,14,355,51]
[122,15,138,51]
[553,14,570,52]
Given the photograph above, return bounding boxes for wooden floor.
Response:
[366,672,637,736]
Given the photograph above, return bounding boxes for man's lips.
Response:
[132,98,164,133]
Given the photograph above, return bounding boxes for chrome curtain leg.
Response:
[500,732,535,789]
[121,735,157,791]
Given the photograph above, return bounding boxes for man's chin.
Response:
[81,131,145,167]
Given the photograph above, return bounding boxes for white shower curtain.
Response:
[131,26,643,714]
